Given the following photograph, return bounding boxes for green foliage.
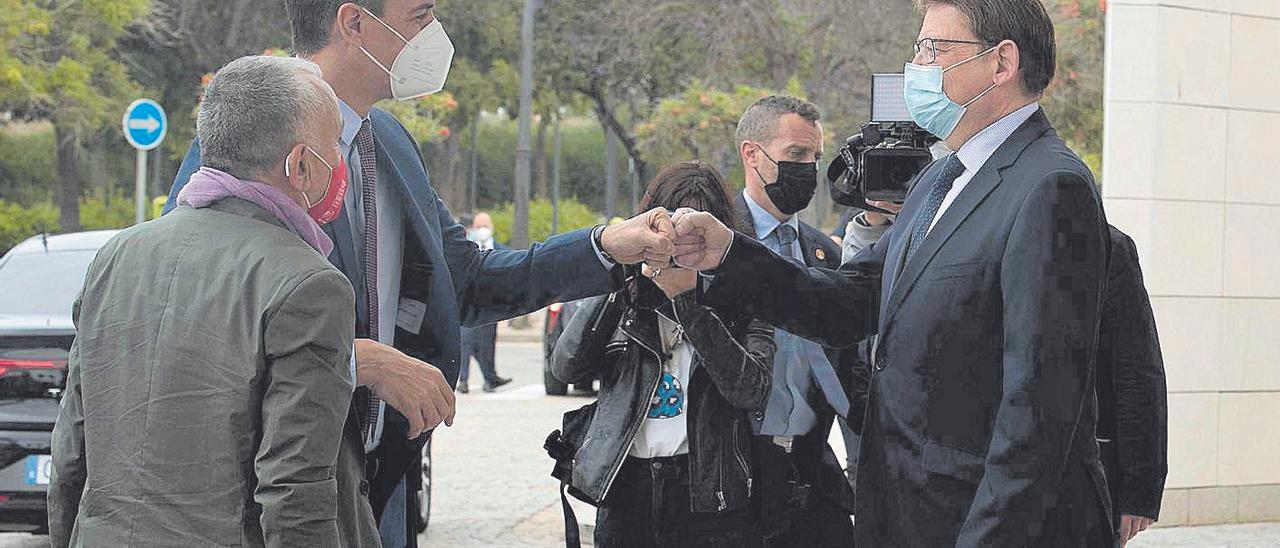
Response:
[0,0,150,132]
[0,199,57,254]
[1042,0,1105,180]
[0,126,56,203]
[377,92,460,145]
[80,188,148,230]
[467,115,612,212]
[489,198,601,247]
[0,189,162,253]
[636,82,772,168]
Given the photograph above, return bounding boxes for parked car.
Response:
[0,230,118,533]
[415,438,433,534]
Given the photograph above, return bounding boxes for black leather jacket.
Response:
[551,289,775,513]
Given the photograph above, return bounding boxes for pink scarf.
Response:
[176,167,334,257]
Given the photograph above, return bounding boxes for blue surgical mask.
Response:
[903,45,999,140]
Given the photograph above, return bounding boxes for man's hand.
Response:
[600,207,676,267]
[354,339,456,439]
[670,208,733,271]
[863,199,903,226]
[1119,515,1154,546]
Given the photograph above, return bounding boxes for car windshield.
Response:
[0,250,97,318]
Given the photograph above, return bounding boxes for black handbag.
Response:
[544,402,598,548]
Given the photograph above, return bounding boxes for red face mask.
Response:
[291,146,348,225]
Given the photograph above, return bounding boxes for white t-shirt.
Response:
[628,313,693,458]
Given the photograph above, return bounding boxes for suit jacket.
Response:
[703,110,1113,547]
[166,108,619,545]
[1096,226,1168,520]
[49,199,356,548]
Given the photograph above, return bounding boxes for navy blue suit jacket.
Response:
[167,107,619,517]
[703,110,1113,547]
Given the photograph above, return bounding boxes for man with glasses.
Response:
[670,0,1114,545]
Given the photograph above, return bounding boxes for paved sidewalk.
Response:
[1127,522,1280,547]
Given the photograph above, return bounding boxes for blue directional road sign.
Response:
[122,99,167,151]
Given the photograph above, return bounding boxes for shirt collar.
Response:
[954,102,1040,173]
[742,189,798,240]
[337,98,366,150]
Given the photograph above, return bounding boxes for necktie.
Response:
[355,120,382,445]
[904,154,966,265]
[773,224,800,264]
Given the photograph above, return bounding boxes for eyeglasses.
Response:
[913,38,989,65]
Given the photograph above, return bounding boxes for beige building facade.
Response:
[1103,0,1280,527]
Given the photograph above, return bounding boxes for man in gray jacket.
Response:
[49,56,377,547]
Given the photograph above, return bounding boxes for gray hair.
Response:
[735,95,822,148]
[197,55,334,178]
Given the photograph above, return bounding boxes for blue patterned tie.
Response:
[773,224,800,264]
[904,154,966,265]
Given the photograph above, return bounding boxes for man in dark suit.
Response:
[165,2,673,546]
[1097,226,1168,546]
[844,220,1169,547]
[730,95,853,546]
[671,1,1113,546]
[458,211,511,393]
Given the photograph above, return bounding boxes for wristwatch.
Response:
[592,224,616,263]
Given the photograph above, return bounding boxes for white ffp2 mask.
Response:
[359,10,455,100]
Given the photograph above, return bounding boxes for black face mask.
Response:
[754,145,818,216]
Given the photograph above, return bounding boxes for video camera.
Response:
[827,73,939,214]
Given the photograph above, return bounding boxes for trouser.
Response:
[751,434,855,548]
[594,455,761,548]
[459,324,499,384]
[378,479,408,548]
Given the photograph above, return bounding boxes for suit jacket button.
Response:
[874,357,886,371]
[360,481,370,495]
[754,411,764,420]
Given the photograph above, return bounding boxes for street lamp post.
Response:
[552,107,563,234]
[512,0,536,249]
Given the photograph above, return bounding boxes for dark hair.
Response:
[735,95,822,148]
[286,0,386,55]
[916,0,1056,95]
[638,161,743,233]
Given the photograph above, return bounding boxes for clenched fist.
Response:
[600,207,677,267]
[670,207,735,271]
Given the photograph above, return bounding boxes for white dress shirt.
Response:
[338,99,405,453]
[927,102,1041,235]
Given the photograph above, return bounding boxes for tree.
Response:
[117,0,290,181]
[0,0,151,232]
[635,81,784,183]
[538,0,710,185]
[1042,0,1105,177]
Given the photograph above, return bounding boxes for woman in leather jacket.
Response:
[551,162,775,548]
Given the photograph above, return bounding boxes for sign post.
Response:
[122,99,168,225]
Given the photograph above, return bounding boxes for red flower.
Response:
[438,127,452,138]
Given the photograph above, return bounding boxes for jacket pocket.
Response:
[922,440,985,485]
[923,260,988,282]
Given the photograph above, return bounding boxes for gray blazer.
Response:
[49,198,360,548]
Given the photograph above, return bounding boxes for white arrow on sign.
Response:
[128,116,161,134]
